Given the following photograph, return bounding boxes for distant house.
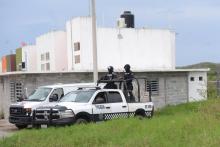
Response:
[36,31,68,72]
[66,17,175,71]
[0,60,2,73]
[4,54,16,72]
[1,56,6,73]
[16,46,37,72]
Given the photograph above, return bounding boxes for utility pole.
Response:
[91,0,98,82]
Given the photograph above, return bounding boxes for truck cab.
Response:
[34,85,154,126]
[9,83,94,129]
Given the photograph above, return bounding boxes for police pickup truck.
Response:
[9,83,94,129]
[34,80,154,126]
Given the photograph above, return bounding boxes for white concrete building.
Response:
[22,45,37,72]
[66,17,175,71]
[188,71,207,102]
[36,31,68,72]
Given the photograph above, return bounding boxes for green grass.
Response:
[1,99,220,147]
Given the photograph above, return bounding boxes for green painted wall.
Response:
[16,48,22,71]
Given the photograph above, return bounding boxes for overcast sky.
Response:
[0,0,219,66]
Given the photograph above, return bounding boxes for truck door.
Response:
[106,91,129,119]
[92,92,111,121]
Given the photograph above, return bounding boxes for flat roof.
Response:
[0,68,209,77]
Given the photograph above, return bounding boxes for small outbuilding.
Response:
[0,68,208,118]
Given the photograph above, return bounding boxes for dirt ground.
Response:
[0,119,17,139]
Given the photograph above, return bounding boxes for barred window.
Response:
[10,82,16,102]
[15,82,23,101]
[10,82,23,102]
[146,79,159,95]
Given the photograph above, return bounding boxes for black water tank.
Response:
[120,11,135,28]
[22,62,25,69]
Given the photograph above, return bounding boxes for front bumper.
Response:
[9,115,32,125]
[34,117,75,126]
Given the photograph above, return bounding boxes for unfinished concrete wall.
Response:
[0,72,190,118]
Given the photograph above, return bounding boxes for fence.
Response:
[208,81,220,98]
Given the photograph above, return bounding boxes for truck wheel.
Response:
[75,118,88,124]
[135,109,146,120]
[15,124,28,129]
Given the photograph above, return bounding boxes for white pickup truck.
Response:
[9,83,94,129]
[34,87,154,126]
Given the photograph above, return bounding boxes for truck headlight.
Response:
[59,110,74,118]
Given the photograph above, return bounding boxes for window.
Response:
[50,88,64,101]
[10,82,16,102]
[107,92,122,103]
[41,64,45,71]
[74,42,80,51]
[190,77,194,81]
[75,55,80,64]
[15,83,23,100]
[61,91,95,103]
[10,82,23,102]
[41,54,45,61]
[93,92,107,104]
[46,52,50,61]
[46,63,50,71]
[146,79,159,95]
[199,76,203,81]
[27,88,52,101]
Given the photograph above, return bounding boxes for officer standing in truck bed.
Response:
[100,66,118,89]
[123,64,135,102]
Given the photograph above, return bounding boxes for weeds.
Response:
[1,99,220,147]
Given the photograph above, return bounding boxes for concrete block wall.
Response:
[0,72,189,118]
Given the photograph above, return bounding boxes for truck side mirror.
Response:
[49,94,58,102]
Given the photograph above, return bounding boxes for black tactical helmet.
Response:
[124,64,130,70]
[107,66,114,72]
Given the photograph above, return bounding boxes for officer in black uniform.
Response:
[123,64,135,102]
[100,66,118,89]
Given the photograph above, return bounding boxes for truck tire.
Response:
[15,124,28,129]
[75,118,88,124]
[135,109,146,120]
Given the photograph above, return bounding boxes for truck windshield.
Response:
[25,88,52,101]
[60,90,95,103]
